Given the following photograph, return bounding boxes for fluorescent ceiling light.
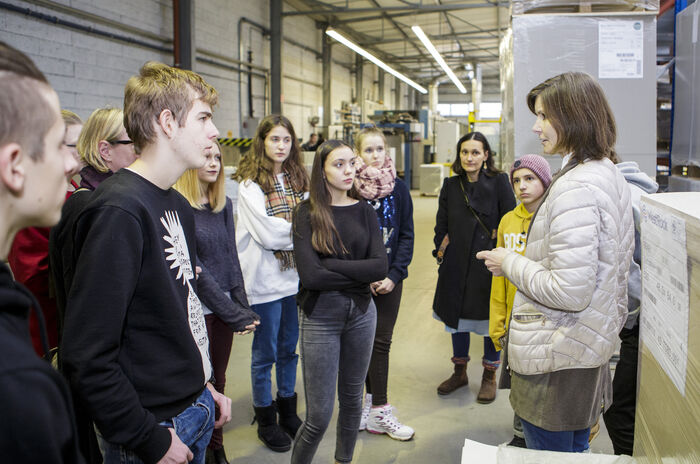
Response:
[325,29,428,94]
[411,25,467,94]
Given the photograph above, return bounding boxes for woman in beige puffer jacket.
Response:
[477,72,634,453]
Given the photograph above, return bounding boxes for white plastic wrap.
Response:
[499,28,515,172]
[499,13,657,177]
[670,0,700,169]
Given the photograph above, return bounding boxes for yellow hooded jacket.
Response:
[489,202,532,351]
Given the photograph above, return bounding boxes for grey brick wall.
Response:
[0,0,384,139]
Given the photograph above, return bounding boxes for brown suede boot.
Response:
[437,357,469,395]
[476,367,498,404]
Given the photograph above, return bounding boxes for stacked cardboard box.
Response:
[635,193,700,463]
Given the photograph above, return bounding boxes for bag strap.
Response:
[458,176,492,238]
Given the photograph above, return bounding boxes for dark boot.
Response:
[205,448,215,464]
[476,367,498,404]
[277,392,303,438]
[507,436,527,448]
[206,447,230,464]
[253,402,291,452]
[437,357,469,395]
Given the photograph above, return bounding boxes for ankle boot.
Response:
[476,367,498,404]
[437,357,469,395]
[205,448,215,464]
[253,402,291,452]
[277,392,303,438]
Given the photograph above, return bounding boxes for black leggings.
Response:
[365,280,403,406]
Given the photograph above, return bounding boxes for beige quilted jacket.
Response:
[502,157,634,375]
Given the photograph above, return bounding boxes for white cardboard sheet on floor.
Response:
[461,439,498,463]
[461,439,637,464]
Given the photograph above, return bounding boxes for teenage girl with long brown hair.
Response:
[235,114,309,452]
[291,140,387,464]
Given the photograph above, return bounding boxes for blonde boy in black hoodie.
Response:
[61,62,244,464]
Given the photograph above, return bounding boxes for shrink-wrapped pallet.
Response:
[511,0,658,14]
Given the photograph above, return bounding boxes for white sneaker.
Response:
[366,404,415,441]
[359,393,372,431]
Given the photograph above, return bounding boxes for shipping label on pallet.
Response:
[640,200,689,396]
[599,20,644,79]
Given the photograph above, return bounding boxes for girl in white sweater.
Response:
[235,115,309,452]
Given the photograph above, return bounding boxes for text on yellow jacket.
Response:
[489,202,532,351]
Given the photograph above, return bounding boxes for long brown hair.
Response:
[303,139,358,256]
[234,114,309,193]
[527,72,617,163]
[451,131,501,177]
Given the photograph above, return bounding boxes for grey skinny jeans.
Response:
[291,292,377,464]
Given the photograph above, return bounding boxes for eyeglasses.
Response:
[109,140,133,145]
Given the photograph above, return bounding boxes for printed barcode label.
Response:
[670,274,685,292]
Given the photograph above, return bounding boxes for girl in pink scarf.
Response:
[354,139,396,201]
[353,126,416,442]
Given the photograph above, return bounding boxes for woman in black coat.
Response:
[432,132,515,403]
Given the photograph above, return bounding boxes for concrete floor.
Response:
[221,192,616,463]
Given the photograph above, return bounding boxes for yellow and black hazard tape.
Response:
[218,138,252,147]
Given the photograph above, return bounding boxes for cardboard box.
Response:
[635,193,700,463]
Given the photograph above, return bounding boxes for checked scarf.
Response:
[264,172,305,271]
[354,155,396,201]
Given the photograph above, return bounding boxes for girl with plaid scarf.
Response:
[235,115,309,452]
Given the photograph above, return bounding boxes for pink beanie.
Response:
[510,154,552,189]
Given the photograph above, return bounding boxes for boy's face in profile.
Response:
[173,97,220,171]
[512,167,545,210]
[23,88,77,227]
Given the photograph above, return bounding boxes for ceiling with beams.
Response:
[283,0,508,97]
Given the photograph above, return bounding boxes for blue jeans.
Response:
[521,418,590,452]
[251,295,299,407]
[452,332,500,367]
[291,292,377,464]
[98,387,215,464]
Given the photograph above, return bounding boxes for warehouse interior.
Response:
[2,0,699,462]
